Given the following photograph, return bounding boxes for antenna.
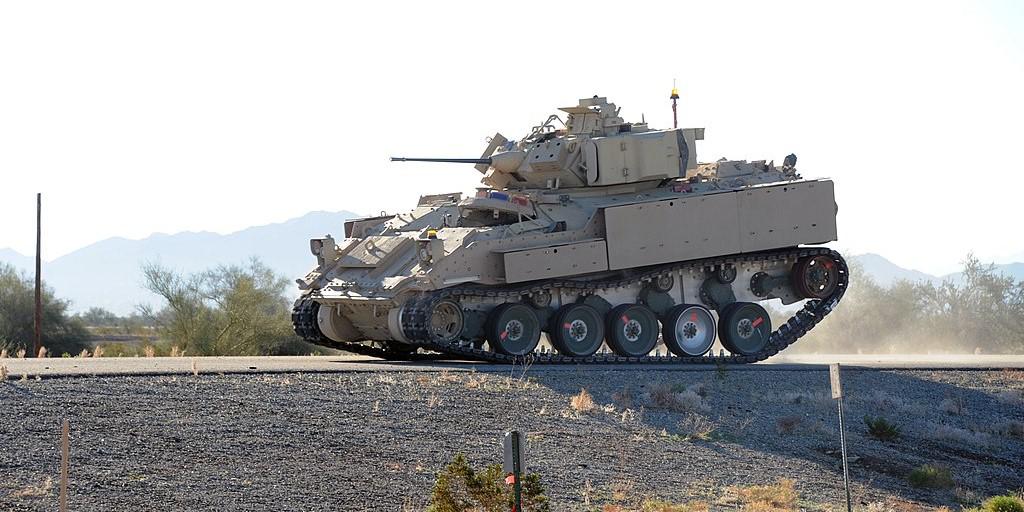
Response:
[670,79,680,129]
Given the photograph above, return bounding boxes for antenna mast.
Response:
[670,79,680,129]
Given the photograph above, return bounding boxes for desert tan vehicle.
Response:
[292,95,847,363]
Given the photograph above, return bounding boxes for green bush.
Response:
[141,258,320,356]
[428,453,549,512]
[0,263,89,356]
[864,416,901,441]
[907,464,954,489]
[981,495,1024,512]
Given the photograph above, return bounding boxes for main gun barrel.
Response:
[390,157,493,165]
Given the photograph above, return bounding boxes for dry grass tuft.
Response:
[0,365,7,381]
[16,348,26,358]
[677,413,717,441]
[143,345,156,358]
[927,424,995,448]
[571,388,596,413]
[170,345,182,357]
[725,479,798,511]
[190,359,199,376]
[776,415,802,434]
[640,499,710,512]
[78,348,90,358]
[0,348,8,358]
[613,385,635,408]
[36,346,47,358]
[92,345,105,358]
[940,397,966,415]
[11,476,53,498]
[464,374,485,390]
[648,384,706,412]
[427,393,441,408]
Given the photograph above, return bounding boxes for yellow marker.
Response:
[427,229,438,239]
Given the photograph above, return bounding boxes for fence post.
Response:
[830,363,852,512]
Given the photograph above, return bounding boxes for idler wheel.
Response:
[428,299,465,344]
[606,304,659,357]
[662,304,717,357]
[550,303,605,357]
[791,255,840,299]
[718,302,772,356]
[486,303,541,356]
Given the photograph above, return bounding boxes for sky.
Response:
[1,0,1022,276]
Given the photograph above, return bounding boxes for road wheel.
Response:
[791,255,840,299]
[428,299,464,344]
[662,304,716,356]
[486,303,541,356]
[549,303,605,357]
[606,304,659,357]
[718,302,771,356]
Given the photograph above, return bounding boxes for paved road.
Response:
[1,353,1022,378]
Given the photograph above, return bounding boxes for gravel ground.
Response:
[1,367,1022,511]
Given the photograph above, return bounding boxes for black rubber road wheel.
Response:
[791,255,840,299]
[486,303,541,356]
[550,303,605,357]
[606,304,659,357]
[718,302,771,356]
[662,304,716,356]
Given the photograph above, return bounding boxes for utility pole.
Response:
[670,80,680,129]
[34,193,42,358]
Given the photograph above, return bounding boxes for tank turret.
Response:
[392,96,705,190]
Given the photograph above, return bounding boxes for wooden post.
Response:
[60,418,69,512]
[34,193,42,358]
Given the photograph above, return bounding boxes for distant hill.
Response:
[849,253,1024,287]
[0,248,33,274]
[0,211,355,315]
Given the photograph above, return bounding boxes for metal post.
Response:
[837,396,852,512]
[60,418,69,512]
[511,430,522,512]
[34,193,42,358]
[830,363,852,512]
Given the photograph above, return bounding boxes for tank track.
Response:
[291,300,446,361]
[296,247,847,365]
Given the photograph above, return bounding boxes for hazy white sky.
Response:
[1,0,1022,275]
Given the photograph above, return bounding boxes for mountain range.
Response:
[1,212,1021,315]
[0,211,356,315]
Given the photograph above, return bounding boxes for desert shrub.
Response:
[0,263,90,356]
[864,416,901,441]
[427,453,549,512]
[141,259,320,355]
[908,464,954,489]
[776,415,802,434]
[980,495,1024,512]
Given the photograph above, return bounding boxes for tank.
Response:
[292,95,848,364]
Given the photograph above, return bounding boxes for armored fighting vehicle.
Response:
[292,95,847,364]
